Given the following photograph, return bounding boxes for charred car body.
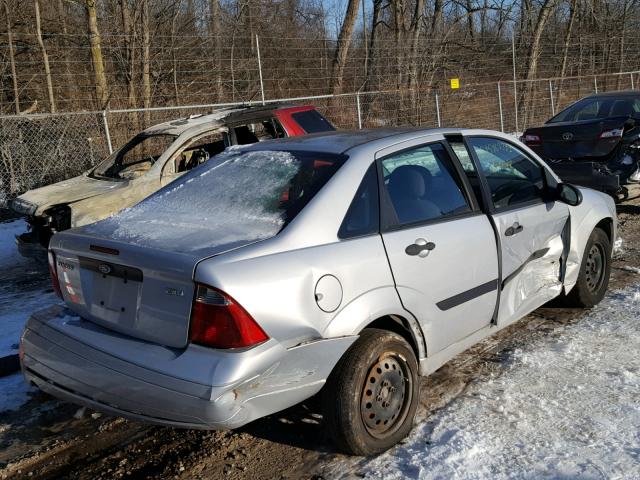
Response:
[522,90,640,196]
[10,104,334,258]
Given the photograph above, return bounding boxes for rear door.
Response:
[465,136,569,325]
[378,138,499,354]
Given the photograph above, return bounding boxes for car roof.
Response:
[143,103,297,136]
[584,90,640,99]
[240,127,517,155]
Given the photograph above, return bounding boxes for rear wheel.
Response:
[565,227,611,307]
[322,328,419,455]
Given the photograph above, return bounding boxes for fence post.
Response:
[435,91,441,127]
[512,33,518,133]
[549,80,555,116]
[255,34,265,105]
[594,76,598,93]
[102,110,113,154]
[631,73,635,90]
[356,93,362,129]
[497,82,504,132]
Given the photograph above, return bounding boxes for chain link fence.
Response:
[1,70,638,204]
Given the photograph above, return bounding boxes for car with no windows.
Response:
[20,128,616,455]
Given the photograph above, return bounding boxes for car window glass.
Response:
[468,137,545,210]
[339,163,379,238]
[447,139,486,210]
[174,131,226,173]
[381,143,471,226]
[290,110,336,133]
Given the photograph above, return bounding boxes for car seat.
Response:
[387,165,441,224]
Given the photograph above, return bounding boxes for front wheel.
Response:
[565,227,611,307]
[322,328,419,455]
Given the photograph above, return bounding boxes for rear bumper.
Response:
[21,305,356,429]
[15,231,47,260]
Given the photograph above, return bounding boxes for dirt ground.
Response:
[2,187,640,480]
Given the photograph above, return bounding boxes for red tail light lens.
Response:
[47,250,63,299]
[189,284,268,349]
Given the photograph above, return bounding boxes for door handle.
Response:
[405,238,436,257]
[505,222,524,237]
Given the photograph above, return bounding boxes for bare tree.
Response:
[86,0,109,109]
[3,0,20,113]
[34,0,56,112]
[141,0,151,125]
[331,0,360,95]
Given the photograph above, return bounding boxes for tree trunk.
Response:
[363,0,383,92]
[3,0,20,113]
[521,0,557,127]
[34,0,56,113]
[557,0,578,101]
[57,0,72,106]
[86,0,109,109]
[330,0,360,96]
[120,0,138,111]
[407,0,425,92]
[209,0,224,101]
[142,0,151,125]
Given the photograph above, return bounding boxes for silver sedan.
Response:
[20,128,616,455]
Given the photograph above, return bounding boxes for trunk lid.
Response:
[51,230,258,349]
[525,118,626,160]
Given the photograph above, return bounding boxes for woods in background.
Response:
[0,0,638,115]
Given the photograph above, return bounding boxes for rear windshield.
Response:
[291,110,336,133]
[87,149,346,252]
[548,96,640,123]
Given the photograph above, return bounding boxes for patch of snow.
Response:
[0,373,35,413]
[330,285,640,479]
[0,219,58,357]
[620,265,640,274]
[84,150,300,254]
[614,236,624,256]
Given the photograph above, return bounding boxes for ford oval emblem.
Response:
[98,264,112,275]
[562,132,573,141]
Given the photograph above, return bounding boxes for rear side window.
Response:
[380,143,471,226]
[291,110,336,133]
[467,137,545,210]
[339,163,379,239]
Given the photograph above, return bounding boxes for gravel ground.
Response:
[1,188,640,480]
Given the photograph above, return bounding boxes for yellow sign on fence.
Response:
[450,78,460,89]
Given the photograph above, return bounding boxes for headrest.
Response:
[388,165,430,199]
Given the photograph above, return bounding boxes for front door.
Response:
[378,140,499,355]
[465,136,570,325]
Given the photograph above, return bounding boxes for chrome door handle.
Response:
[505,222,524,237]
[405,238,436,257]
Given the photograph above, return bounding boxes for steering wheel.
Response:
[491,182,521,204]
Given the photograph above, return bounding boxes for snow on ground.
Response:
[0,220,57,358]
[0,220,57,412]
[331,286,640,480]
[0,373,36,413]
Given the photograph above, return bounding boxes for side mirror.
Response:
[557,183,582,206]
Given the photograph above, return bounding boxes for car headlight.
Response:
[10,197,38,216]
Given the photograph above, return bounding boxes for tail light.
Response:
[48,250,63,299]
[599,128,623,139]
[522,134,541,145]
[189,284,268,349]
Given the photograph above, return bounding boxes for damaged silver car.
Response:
[9,104,334,258]
[21,128,616,455]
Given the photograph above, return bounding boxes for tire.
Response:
[322,328,419,455]
[565,227,611,307]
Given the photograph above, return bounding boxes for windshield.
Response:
[548,96,640,123]
[92,133,177,180]
[86,149,346,253]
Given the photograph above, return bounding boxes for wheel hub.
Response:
[585,244,605,293]
[360,355,412,437]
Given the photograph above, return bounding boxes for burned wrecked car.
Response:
[10,104,335,257]
[521,90,640,197]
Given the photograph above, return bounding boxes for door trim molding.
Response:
[436,278,499,311]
